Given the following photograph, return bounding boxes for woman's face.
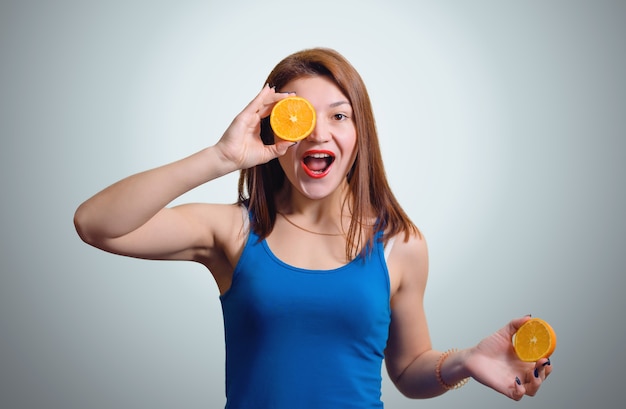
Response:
[277,75,357,201]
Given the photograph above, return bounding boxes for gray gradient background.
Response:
[1,0,624,408]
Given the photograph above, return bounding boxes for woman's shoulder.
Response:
[388,228,427,263]
[386,228,429,295]
[177,201,250,266]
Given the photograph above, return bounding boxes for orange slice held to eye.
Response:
[270,96,317,142]
[513,317,557,362]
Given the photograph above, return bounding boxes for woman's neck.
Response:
[279,183,349,215]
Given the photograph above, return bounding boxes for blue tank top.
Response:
[220,225,391,408]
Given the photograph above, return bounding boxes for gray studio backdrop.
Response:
[1,1,624,408]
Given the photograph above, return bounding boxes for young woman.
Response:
[74,48,552,408]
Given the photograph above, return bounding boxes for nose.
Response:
[306,118,329,143]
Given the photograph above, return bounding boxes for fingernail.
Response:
[525,313,532,317]
[542,358,551,366]
[534,368,539,378]
[515,377,521,385]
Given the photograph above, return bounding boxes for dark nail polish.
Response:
[542,358,551,366]
[516,376,521,385]
[534,368,539,378]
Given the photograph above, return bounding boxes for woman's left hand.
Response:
[465,316,553,400]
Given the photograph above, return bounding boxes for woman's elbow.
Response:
[73,204,101,246]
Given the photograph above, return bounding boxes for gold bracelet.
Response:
[435,348,470,390]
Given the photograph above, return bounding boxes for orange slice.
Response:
[513,318,557,362]
[270,96,316,141]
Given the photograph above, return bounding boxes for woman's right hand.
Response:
[215,84,296,171]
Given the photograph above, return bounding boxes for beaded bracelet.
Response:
[435,348,470,390]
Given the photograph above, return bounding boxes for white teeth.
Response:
[308,153,331,158]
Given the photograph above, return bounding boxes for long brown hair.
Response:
[238,47,418,260]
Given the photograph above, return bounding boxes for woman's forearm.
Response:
[393,349,471,399]
[73,145,237,243]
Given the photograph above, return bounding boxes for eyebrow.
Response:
[329,100,351,108]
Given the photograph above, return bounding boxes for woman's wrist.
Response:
[189,145,241,182]
[435,348,471,390]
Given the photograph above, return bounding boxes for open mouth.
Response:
[301,150,335,178]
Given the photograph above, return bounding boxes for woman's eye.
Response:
[333,113,348,121]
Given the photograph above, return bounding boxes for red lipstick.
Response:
[301,150,335,179]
